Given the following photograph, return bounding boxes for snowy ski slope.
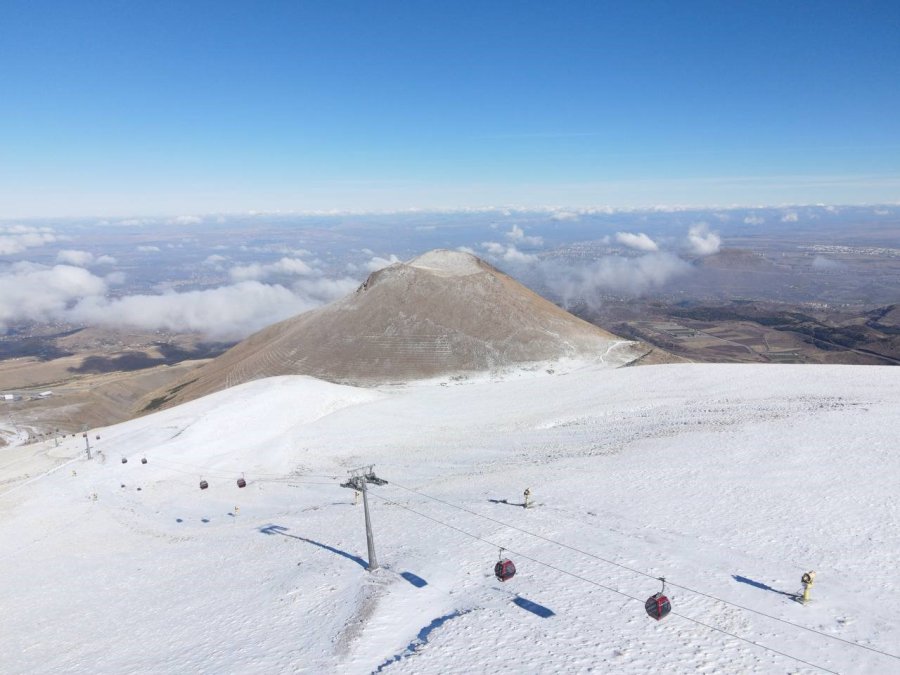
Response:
[1,363,898,674]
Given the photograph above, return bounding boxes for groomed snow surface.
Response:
[1,363,898,674]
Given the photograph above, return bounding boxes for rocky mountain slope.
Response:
[146,250,651,409]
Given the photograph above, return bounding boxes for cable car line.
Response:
[130,458,333,487]
[141,457,337,484]
[106,459,895,666]
[367,489,840,675]
[384,478,900,663]
[144,456,337,480]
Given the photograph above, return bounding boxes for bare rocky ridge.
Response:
[146,250,651,409]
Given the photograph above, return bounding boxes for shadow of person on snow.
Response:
[488,498,527,508]
[732,574,798,599]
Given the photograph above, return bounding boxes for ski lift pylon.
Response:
[645,577,672,620]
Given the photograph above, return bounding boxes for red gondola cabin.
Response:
[645,592,671,620]
[494,559,516,582]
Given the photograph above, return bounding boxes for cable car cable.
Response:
[367,489,840,675]
[143,457,337,483]
[384,478,900,663]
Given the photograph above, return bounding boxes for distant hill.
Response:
[144,250,650,409]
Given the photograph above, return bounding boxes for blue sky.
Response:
[1,0,898,217]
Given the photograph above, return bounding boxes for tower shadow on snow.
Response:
[259,524,368,569]
[513,596,555,618]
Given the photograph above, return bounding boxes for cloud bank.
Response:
[0,259,358,339]
[539,253,693,309]
[56,250,118,267]
[0,225,62,255]
[0,263,108,331]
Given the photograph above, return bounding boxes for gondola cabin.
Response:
[237,477,247,488]
[121,457,127,464]
[199,480,209,490]
[141,457,147,464]
[494,559,516,582]
[645,592,671,620]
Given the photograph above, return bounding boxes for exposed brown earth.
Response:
[578,300,900,365]
[0,328,227,443]
[146,250,656,410]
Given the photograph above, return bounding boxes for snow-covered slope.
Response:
[2,363,898,674]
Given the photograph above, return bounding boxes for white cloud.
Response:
[0,254,359,339]
[56,250,95,266]
[137,245,161,253]
[169,215,203,225]
[68,276,358,341]
[0,225,60,255]
[540,252,692,308]
[743,215,765,225]
[615,232,659,252]
[781,211,799,223]
[364,254,401,272]
[203,254,229,266]
[502,246,538,263]
[456,246,477,255]
[686,223,722,256]
[54,250,116,267]
[290,276,359,304]
[550,210,579,221]
[229,257,316,282]
[480,242,538,264]
[68,282,309,340]
[506,225,544,246]
[811,256,845,272]
[0,263,108,332]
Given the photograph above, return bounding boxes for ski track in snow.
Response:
[1,365,898,674]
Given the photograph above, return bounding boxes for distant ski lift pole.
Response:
[82,426,92,460]
[340,465,386,571]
